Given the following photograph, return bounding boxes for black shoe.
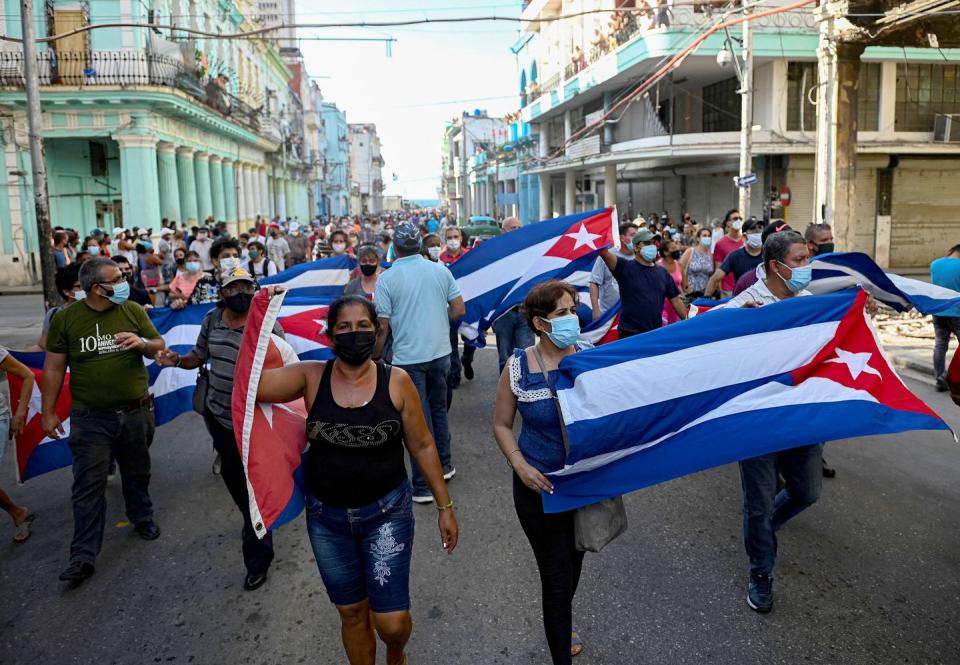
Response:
[462,359,474,381]
[822,458,836,479]
[747,572,774,613]
[59,560,95,583]
[936,376,949,392]
[244,572,268,591]
[134,520,161,541]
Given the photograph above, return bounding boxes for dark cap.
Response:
[393,222,421,252]
[761,220,792,244]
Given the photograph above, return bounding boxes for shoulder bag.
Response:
[531,346,628,553]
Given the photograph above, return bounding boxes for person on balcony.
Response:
[591,27,609,54]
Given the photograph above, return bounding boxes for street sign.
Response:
[734,173,758,188]
[779,186,792,207]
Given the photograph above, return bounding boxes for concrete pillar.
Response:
[115,133,161,230]
[157,142,181,223]
[833,42,866,252]
[604,163,617,213]
[250,165,261,219]
[538,123,549,159]
[222,158,238,233]
[539,173,550,220]
[194,152,213,222]
[209,155,225,222]
[176,147,198,224]
[242,164,256,225]
[603,93,613,145]
[284,179,297,220]
[564,110,572,143]
[236,164,247,225]
[564,170,576,216]
[267,176,274,219]
[259,168,269,219]
[877,61,897,139]
[278,177,287,219]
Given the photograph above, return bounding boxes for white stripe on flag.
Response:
[456,237,557,302]
[272,268,352,290]
[808,264,909,307]
[552,377,879,477]
[150,366,199,397]
[159,323,203,350]
[885,272,960,300]
[556,321,839,426]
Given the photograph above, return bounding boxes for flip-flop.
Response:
[571,630,584,657]
[13,512,35,544]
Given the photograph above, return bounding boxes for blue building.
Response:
[320,102,350,217]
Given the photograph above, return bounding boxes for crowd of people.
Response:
[3,202,955,665]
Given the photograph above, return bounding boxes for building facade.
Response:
[516,0,960,269]
[320,102,351,217]
[0,0,320,285]
[439,110,509,220]
[348,123,385,215]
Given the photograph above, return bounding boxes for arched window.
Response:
[530,60,538,83]
[520,70,527,93]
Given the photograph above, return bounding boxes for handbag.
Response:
[532,346,628,553]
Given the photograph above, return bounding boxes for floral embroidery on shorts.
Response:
[371,522,406,586]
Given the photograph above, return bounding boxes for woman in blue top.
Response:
[493,280,587,664]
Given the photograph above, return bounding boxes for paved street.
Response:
[1,329,959,665]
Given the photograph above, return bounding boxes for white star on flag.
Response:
[825,348,883,381]
[564,224,603,251]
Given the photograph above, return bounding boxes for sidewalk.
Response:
[875,310,954,388]
[0,284,43,295]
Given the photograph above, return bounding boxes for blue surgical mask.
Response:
[541,314,581,349]
[640,245,659,262]
[185,261,201,272]
[777,262,812,293]
[86,246,101,256]
[700,236,712,247]
[102,280,130,305]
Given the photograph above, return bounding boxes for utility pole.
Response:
[813,0,841,226]
[737,0,755,218]
[20,0,58,309]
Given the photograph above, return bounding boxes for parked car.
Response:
[461,215,500,247]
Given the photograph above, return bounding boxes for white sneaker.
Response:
[443,467,457,481]
[411,494,434,504]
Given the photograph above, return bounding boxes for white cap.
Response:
[112,227,125,236]
[289,221,300,232]
[160,228,173,236]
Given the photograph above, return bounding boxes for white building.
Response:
[256,0,297,49]
[440,111,509,220]
[349,124,385,215]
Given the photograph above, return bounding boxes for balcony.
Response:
[0,50,264,135]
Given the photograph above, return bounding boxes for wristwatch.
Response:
[140,336,149,350]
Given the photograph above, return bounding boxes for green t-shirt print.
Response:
[46,300,160,409]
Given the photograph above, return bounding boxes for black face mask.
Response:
[175,257,185,265]
[815,242,835,255]
[360,263,377,277]
[670,250,682,260]
[224,292,253,313]
[333,331,377,366]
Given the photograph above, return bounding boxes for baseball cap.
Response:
[91,227,105,237]
[112,227,125,236]
[761,220,792,244]
[393,222,422,252]
[219,266,256,288]
[160,228,173,237]
[629,228,656,246]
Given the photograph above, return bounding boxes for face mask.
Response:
[332,243,346,254]
[100,281,130,305]
[333,330,377,366]
[219,257,241,272]
[73,289,86,301]
[427,246,442,261]
[360,263,378,277]
[746,233,763,249]
[186,261,201,272]
[248,249,261,260]
[197,233,208,240]
[732,220,743,231]
[224,292,253,313]
[446,239,461,252]
[541,314,580,349]
[670,250,682,260]
[290,230,300,236]
[700,236,712,247]
[777,262,812,293]
[139,239,152,248]
[814,242,834,255]
[640,245,658,262]
[86,246,100,256]
[176,257,185,266]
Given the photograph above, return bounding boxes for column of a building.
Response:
[539,174,550,220]
[221,158,238,234]
[278,176,287,219]
[267,175,274,219]
[604,164,617,214]
[285,179,296,220]
[235,163,248,227]
[176,147,199,224]
[243,164,256,225]
[209,155,226,223]
[194,152,213,222]
[564,170,576,216]
[115,134,161,230]
[156,142,181,223]
[259,168,270,220]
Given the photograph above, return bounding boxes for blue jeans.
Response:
[305,480,415,613]
[493,308,535,374]
[739,443,823,576]
[398,356,452,495]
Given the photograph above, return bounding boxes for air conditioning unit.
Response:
[933,114,960,142]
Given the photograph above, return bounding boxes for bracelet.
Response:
[436,500,454,512]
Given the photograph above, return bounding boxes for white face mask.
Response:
[197,233,208,240]
[731,220,743,231]
[219,257,241,272]
[700,236,712,247]
[73,289,86,301]
[746,233,762,249]
[332,242,346,254]
[446,239,461,252]
[427,246,442,260]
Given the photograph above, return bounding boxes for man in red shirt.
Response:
[713,208,744,295]
[439,227,469,265]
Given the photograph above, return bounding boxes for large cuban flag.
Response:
[449,208,617,341]
[542,289,951,513]
[259,255,357,297]
[8,352,72,483]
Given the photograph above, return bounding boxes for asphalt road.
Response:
[1,335,959,664]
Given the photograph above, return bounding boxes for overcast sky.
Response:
[295,1,522,200]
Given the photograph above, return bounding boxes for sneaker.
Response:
[936,376,949,392]
[822,457,837,478]
[134,520,161,541]
[59,560,95,583]
[443,467,457,482]
[212,453,222,475]
[462,359,474,381]
[412,493,434,504]
[746,573,774,613]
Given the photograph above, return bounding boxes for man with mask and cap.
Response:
[804,223,834,257]
[374,222,465,503]
[41,258,167,584]
[598,228,689,339]
[703,217,765,298]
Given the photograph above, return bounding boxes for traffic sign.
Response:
[779,186,792,207]
[734,173,758,188]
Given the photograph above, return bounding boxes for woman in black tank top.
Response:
[256,295,458,665]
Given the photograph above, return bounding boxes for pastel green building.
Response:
[0,0,314,285]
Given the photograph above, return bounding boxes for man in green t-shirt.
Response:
[42,258,167,584]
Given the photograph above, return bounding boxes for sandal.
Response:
[13,512,35,544]
[571,630,584,657]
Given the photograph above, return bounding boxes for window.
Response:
[787,61,881,131]
[702,76,741,132]
[896,63,960,131]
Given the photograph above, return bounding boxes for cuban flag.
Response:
[449,208,617,341]
[579,303,621,346]
[542,289,951,513]
[259,254,356,297]
[232,290,309,537]
[8,352,72,483]
[810,252,960,314]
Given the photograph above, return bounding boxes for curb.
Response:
[888,352,935,388]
